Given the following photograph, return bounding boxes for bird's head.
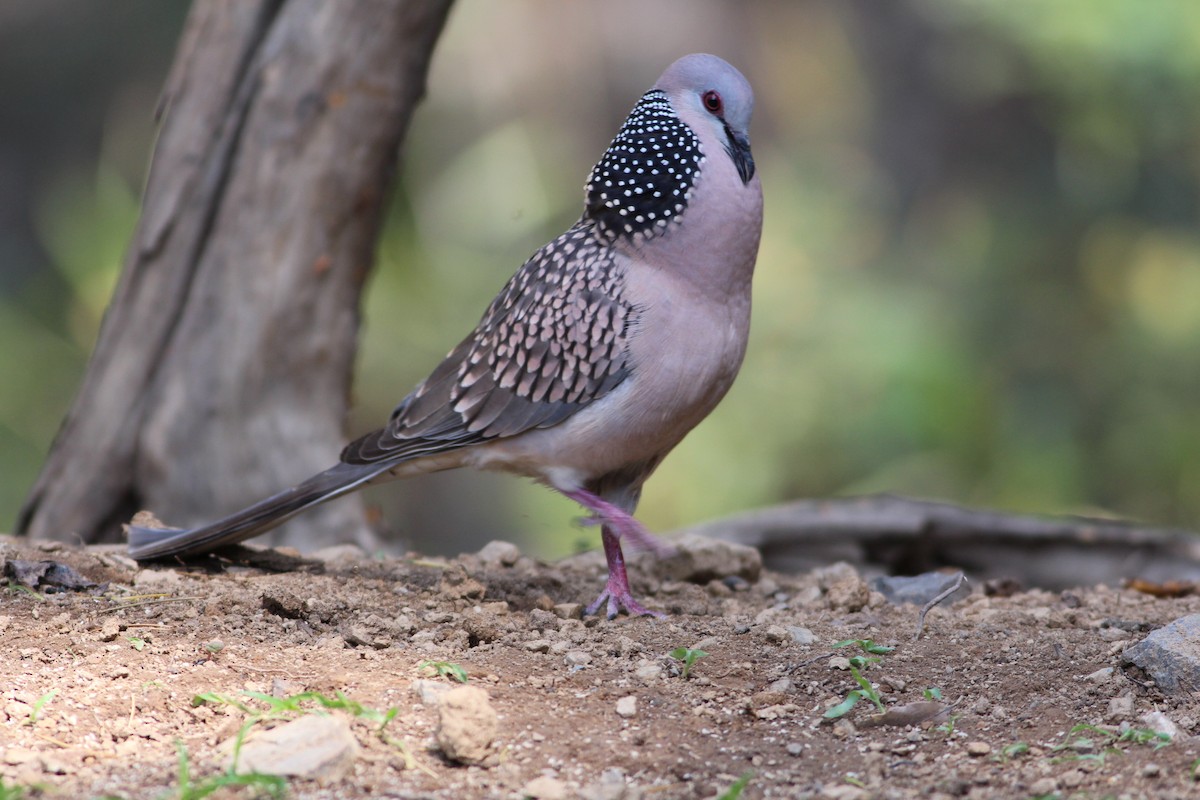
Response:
[585,53,757,243]
[655,53,756,186]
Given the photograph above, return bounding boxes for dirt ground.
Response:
[2,532,1199,800]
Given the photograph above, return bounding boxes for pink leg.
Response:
[585,526,665,619]
[561,488,676,558]
[562,488,670,619]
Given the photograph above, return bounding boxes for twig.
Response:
[913,572,967,642]
[101,596,200,613]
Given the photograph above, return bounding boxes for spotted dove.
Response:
[128,53,764,618]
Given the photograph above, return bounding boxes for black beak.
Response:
[723,122,755,185]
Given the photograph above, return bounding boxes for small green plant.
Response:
[26,689,58,726]
[935,713,961,736]
[669,647,708,679]
[715,772,752,800]
[1117,726,1173,750]
[127,635,146,651]
[823,664,885,718]
[824,640,895,719]
[0,777,44,800]
[418,660,468,683]
[922,686,943,701]
[173,739,285,800]
[995,741,1029,763]
[843,774,866,788]
[1049,722,1169,765]
[833,639,894,669]
[192,689,428,775]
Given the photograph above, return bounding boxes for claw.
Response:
[580,520,663,619]
[586,581,666,620]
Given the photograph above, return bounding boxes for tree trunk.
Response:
[17,0,454,549]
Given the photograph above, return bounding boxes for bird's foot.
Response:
[585,579,665,620]
[582,521,665,619]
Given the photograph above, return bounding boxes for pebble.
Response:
[1140,710,1178,739]
[1143,762,1161,778]
[634,661,662,682]
[1085,667,1114,684]
[553,603,582,620]
[659,532,762,583]
[763,625,790,644]
[522,775,568,800]
[1029,778,1057,795]
[786,742,804,756]
[579,768,632,800]
[524,639,552,653]
[411,679,451,706]
[565,650,592,668]
[1060,769,1084,789]
[477,540,521,567]
[436,685,498,765]
[615,696,638,718]
[234,714,358,780]
[788,626,816,645]
[966,741,991,757]
[1107,693,1134,720]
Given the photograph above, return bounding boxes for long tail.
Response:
[126,462,393,560]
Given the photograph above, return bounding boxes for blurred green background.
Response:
[3,0,1200,558]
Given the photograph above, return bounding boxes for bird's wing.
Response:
[342,223,637,465]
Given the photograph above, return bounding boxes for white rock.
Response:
[436,685,498,764]
[232,714,358,780]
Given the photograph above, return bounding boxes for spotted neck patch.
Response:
[584,89,704,242]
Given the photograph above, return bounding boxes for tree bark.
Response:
[18,0,454,549]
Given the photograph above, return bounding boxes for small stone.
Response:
[234,714,358,780]
[99,617,121,642]
[966,741,991,757]
[658,532,761,583]
[522,775,568,800]
[615,696,638,718]
[439,564,486,600]
[525,639,552,653]
[435,685,498,765]
[1029,778,1057,796]
[1107,693,1134,720]
[552,603,582,620]
[786,742,804,756]
[815,562,871,611]
[1140,710,1178,740]
[820,782,865,799]
[477,540,521,567]
[411,679,451,706]
[579,767,630,800]
[565,650,592,668]
[767,677,793,693]
[763,625,790,644]
[634,661,662,682]
[1060,769,1084,789]
[1085,667,1114,684]
[787,626,816,645]
[1143,762,1161,778]
[828,656,851,671]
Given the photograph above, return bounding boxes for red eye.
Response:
[702,90,723,116]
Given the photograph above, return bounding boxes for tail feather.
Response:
[127,462,391,560]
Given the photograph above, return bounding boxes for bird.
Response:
[127,53,764,619]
